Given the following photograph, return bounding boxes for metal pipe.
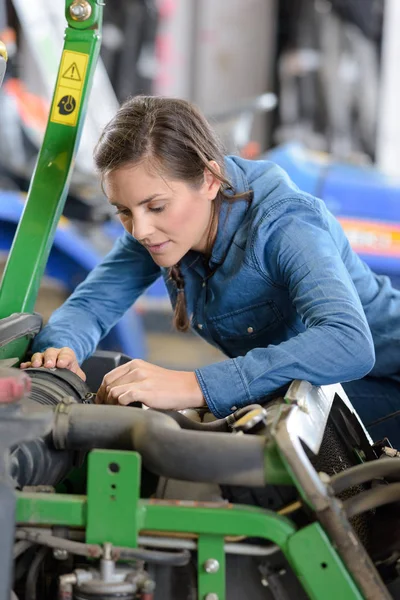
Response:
[330,458,400,494]
[138,535,279,557]
[16,529,191,566]
[344,482,400,519]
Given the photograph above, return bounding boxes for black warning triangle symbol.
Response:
[62,62,81,82]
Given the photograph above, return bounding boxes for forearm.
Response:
[196,322,375,418]
[32,303,103,364]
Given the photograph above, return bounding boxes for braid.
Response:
[169,264,190,332]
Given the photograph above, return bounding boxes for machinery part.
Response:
[138,536,279,558]
[53,404,267,487]
[70,0,92,21]
[62,561,156,600]
[10,368,90,488]
[204,559,220,574]
[0,368,53,600]
[330,457,400,495]
[25,546,48,600]
[16,529,191,566]
[344,483,400,519]
[161,404,261,433]
[0,313,42,350]
[25,367,90,406]
[232,407,269,433]
[273,381,391,600]
[0,0,104,363]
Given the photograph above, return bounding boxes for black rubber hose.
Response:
[25,546,47,600]
[343,482,400,519]
[56,404,267,487]
[330,458,400,494]
[159,410,230,432]
[160,404,263,432]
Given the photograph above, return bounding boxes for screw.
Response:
[53,548,69,560]
[204,558,220,574]
[204,594,219,600]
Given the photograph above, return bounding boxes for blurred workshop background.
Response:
[0,0,398,370]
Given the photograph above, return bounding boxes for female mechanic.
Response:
[20,95,400,446]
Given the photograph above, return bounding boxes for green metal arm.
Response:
[0,0,103,361]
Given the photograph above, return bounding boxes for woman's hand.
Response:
[96,359,205,410]
[20,347,86,381]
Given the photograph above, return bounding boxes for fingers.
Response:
[56,347,77,369]
[19,347,85,379]
[103,383,139,406]
[43,348,61,368]
[97,360,143,403]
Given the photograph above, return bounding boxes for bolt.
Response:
[103,542,113,560]
[69,1,92,21]
[204,594,219,600]
[53,548,69,560]
[204,558,220,574]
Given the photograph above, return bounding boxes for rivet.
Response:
[231,405,238,411]
[204,558,220,573]
[247,326,254,334]
[197,323,203,330]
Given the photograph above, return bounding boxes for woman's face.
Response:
[103,160,221,267]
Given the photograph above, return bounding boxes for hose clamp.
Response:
[53,397,76,449]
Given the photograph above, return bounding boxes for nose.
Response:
[131,213,155,241]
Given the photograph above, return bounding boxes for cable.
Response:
[329,458,400,494]
[25,546,48,600]
[343,482,400,519]
[16,529,191,566]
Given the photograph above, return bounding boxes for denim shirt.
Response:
[33,156,400,417]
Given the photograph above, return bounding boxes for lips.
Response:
[146,241,170,254]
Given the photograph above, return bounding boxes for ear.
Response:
[203,160,222,201]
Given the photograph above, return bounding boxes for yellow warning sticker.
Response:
[50,50,89,127]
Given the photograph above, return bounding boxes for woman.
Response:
[20,96,400,446]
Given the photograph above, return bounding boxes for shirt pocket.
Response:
[210,300,283,341]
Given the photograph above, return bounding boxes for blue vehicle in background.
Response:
[268,144,400,288]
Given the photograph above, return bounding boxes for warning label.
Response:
[50,50,89,127]
[62,62,81,83]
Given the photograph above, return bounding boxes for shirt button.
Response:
[202,282,206,287]
[197,323,203,330]
[247,326,254,334]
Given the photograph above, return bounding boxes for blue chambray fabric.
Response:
[34,156,400,418]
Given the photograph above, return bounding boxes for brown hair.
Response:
[94,95,250,331]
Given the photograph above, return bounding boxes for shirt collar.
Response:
[180,156,251,275]
[209,156,251,267]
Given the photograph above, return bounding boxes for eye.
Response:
[149,205,166,214]
[115,208,131,217]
